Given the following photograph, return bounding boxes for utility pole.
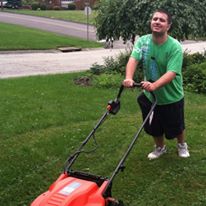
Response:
[84,0,91,41]
[1,0,3,11]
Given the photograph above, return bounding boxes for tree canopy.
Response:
[95,0,206,41]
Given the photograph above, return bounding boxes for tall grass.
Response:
[0,73,206,205]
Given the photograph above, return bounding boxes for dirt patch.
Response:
[74,76,92,86]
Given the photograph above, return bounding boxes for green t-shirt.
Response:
[131,34,184,105]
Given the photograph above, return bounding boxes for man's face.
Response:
[150,12,171,36]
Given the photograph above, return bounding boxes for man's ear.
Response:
[167,23,172,31]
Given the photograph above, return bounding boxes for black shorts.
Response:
[137,93,185,139]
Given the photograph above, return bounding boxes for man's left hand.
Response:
[141,81,157,91]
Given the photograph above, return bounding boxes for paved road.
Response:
[0,48,126,78]
[0,11,97,40]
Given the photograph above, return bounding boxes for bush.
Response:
[89,50,144,88]
[68,3,76,10]
[103,56,118,73]
[31,3,46,10]
[40,4,46,10]
[183,61,206,93]
[31,3,40,10]
[183,52,206,70]
[90,51,131,75]
[21,5,32,9]
[115,51,131,74]
[90,63,106,75]
[46,5,53,10]
[89,51,206,92]
[92,73,123,88]
[53,6,61,10]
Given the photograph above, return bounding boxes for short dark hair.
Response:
[153,9,172,25]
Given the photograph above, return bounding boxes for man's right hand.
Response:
[123,79,134,88]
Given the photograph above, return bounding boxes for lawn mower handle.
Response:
[64,82,143,172]
[64,82,156,175]
[110,82,156,115]
[103,85,157,197]
[107,83,142,115]
[116,82,142,100]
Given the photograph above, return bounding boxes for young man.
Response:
[123,9,190,160]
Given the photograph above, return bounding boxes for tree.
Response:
[95,0,206,41]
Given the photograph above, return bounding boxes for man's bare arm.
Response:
[141,71,176,91]
[123,57,139,87]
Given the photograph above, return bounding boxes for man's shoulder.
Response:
[135,34,152,48]
[168,36,182,47]
[138,34,152,42]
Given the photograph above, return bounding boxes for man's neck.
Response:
[152,32,168,45]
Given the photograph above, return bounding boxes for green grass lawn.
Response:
[0,22,101,50]
[0,72,206,205]
[3,9,96,25]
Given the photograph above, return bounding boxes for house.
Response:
[61,0,74,8]
[37,0,97,9]
[74,0,97,10]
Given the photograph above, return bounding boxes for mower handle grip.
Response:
[133,82,156,102]
[133,82,142,87]
[117,82,142,100]
[116,82,141,99]
[117,82,156,103]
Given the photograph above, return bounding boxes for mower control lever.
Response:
[107,82,143,115]
[107,99,120,115]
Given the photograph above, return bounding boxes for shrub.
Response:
[92,73,123,88]
[183,61,206,93]
[46,5,53,10]
[183,52,206,70]
[40,4,46,10]
[68,3,76,10]
[90,63,106,75]
[102,51,131,75]
[53,6,61,10]
[31,3,46,10]
[21,5,32,9]
[90,51,131,75]
[89,50,143,85]
[89,51,206,92]
[103,56,118,73]
[115,51,131,74]
[31,3,40,10]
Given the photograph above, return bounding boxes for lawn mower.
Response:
[31,83,157,206]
